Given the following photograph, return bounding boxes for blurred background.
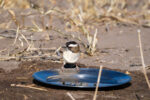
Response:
[0,0,150,69]
[1,0,150,28]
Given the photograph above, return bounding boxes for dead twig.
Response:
[13,26,20,45]
[0,56,16,61]
[135,94,141,100]
[0,48,7,53]
[11,84,48,91]
[137,29,150,89]
[13,26,30,47]
[8,9,20,27]
[67,92,76,100]
[16,77,28,80]
[0,54,61,61]
[29,47,56,51]
[93,65,103,100]
[23,94,28,100]
[19,32,30,46]
[32,20,43,32]
[0,0,5,8]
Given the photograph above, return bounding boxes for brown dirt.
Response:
[0,61,150,100]
[0,0,150,99]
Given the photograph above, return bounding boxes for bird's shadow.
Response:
[33,79,131,91]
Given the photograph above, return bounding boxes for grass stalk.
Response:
[137,29,150,89]
[11,84,47,91]
[67,92,76,100]
[93,65,103,100]
[13,26,20,45]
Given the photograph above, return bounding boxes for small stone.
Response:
[125,71,130,75]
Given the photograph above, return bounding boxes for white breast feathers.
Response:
[63,50,80,63]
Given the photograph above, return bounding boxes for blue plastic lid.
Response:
[32,68,131,88]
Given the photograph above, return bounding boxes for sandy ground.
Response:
[0,25,150,71]
[0,0,150,71]
[0,61,150,100]
[0,0,150,100]
[0,26,150,99]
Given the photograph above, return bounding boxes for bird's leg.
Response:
[76,64,80,71]
[61,61,66,72]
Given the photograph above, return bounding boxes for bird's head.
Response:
[66,41,80,53]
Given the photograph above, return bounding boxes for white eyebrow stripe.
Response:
[68,44,78,47]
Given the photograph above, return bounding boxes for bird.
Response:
[47,41,80,84]
[62,41,80,71]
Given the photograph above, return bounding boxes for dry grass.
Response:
[93,65,103,100]
[0,0,150,58]
[0,0,150,26]
[1,1,150,100]
[0,0,30,9]
[0,1,150,100]
[66,92,76,100]
[11,83,48,91]
[137,29,150,89]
